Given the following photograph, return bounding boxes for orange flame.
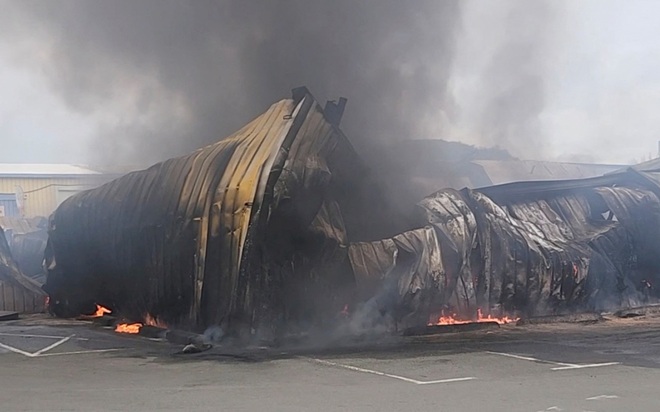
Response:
[93,304,112,317]
[429,308,518,326]
[115,313,166,334]
[115,323,142,334]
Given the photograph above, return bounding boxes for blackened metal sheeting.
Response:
[45,89,367,332]
[348,227,445,323]
[416,179,660,317]
[0,226,45,313]
[0,216,48,281]
[46,97,298,326]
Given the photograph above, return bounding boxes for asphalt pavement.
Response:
[1,315,659,411]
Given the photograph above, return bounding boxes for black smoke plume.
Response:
[2,0,462,166]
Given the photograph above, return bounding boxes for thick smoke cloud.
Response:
[448,0,564,158]
[477,1,560,156]
[1,0,462,166]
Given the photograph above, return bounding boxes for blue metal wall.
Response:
[0,194,19,217]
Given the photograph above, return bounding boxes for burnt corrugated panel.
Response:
[347,227,445,326]
[410,175,660,318]
[44,98,297,326]
[0,226,45,313]
[44,89,375,335]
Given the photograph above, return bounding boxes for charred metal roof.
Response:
[44,87,385,334]
[0,226,45,313]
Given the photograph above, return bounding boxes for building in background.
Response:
[387,140,625,199]
[0,164,116,218]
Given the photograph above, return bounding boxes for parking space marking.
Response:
[306,357,476,385]
[0,333,123,358]
[585,394,619,400]
[0,341,36,357]
[37,349,122,357]
[0,332,88,341]
[551,362,620,371]
[486,351,575,367]
[31,335,71,356]
[486,351,620,371]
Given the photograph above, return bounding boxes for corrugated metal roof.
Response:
[0,226,45,313]
[0,164,101,176]
[472,160,623,186]
[44,88,370,333]
[416,173,660,317]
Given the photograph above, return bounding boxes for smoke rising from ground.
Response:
[0,0,462,166]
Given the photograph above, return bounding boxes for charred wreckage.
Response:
[37,87,660,341]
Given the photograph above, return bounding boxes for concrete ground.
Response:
[1,315,660,411]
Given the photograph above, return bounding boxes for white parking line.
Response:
[32,335,71,356]
[486,351,575,367]
[0,334,122,358]
[585,394,619,400]
[0,332,88,341]
[0,335,74,358]
[306,357,476,385]
[487,351,620,371]
[551,362,620,371]
[37,349,122,357]
[0,341,36,357]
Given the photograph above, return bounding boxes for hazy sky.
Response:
[1,0,660,166]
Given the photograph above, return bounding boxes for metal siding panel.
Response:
[0,176,111,217]
[0,225,45,313]
[207,99,297,325]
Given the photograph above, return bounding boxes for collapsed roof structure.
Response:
[44,88,405,337]
[0,225,45,314]
[0,216,49,284]
[43,88,660,339]
[353,169,660,326]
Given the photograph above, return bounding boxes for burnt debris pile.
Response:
[43,88,660,340]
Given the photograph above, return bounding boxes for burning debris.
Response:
[116,313,166,333]
[429,309,518,326]
[40,88,660,343]
[92,304,111,318]
[115,323,141,334]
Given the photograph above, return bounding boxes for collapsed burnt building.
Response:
[352,169,660,327]
[0,225,45,313]
[43,88,409,337]
[43,88,660,339]
[1,216,49,284]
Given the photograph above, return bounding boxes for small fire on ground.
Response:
[114,313,168,334]
[93,304,112,317]
[78,304,112,319]
[115,323,141,334]
[429,308,518,326]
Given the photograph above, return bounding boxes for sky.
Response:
[1,0,660,167]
